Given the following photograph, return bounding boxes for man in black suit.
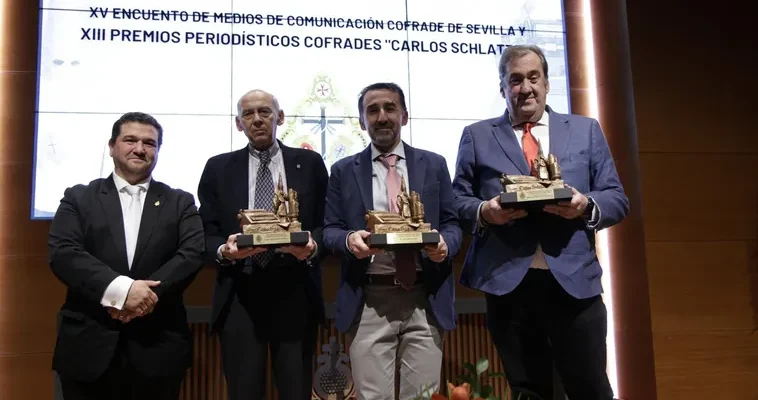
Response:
[197,89,328,400]
[48,112,205,400]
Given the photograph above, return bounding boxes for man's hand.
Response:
[543,185,588,219]
[124,280,160,317]
[280,232,316,261]
[347,230,383,259]
[107,307,139,324]
[221,233,268,260]
[481,195,528,225]
[424,229,448,263]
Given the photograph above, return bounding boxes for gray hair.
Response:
[236,89,281,116]
[498,45,549,84]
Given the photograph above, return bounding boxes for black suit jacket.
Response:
[197,141,329,332]
[48,176,205,382]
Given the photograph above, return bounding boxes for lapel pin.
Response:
[296,164,301,169]
[154,200,160,206]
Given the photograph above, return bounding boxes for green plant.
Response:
[456,356,506,400]
[414,356,524,400]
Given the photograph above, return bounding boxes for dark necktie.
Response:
[251,149,275,268]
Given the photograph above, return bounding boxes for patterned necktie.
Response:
[378,154,401,213]
[378,153,415,289]
[522,122,540,172]
[251,149,275,268]
[122,185,143,270]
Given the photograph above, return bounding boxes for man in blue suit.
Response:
[452,45,629,400]
[323,82,462,399]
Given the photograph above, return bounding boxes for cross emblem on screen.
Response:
[302,106,344,159]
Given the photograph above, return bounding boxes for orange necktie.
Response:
[522,122,539,172]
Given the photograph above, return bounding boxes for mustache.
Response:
[372,122,393,130]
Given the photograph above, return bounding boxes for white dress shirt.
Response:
[100,172,150,310]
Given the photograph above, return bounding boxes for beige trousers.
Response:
[347,284,444,400]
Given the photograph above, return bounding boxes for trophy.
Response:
[236,174,310,248]
[365,178,440,248]
[499,148,573,209]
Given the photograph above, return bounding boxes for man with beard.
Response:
[452,45,629,400]
[323,82,462,399]
[48,112,205,399]
[197,89,328,399]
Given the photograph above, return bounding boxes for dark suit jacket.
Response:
[323,142,463,333]
[48,176,205,382]
[452,107,629,299]
[197,141,329,332]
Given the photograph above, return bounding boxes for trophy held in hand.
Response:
[365,178,439,248]
[500,150,573,209]
[236,175,309,248]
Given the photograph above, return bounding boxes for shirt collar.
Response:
[508,109,551,129]
[248,139,280,160]
[536,110,550,127]
[371,141,406,161]
[112,172,150,192]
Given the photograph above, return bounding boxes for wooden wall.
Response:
[0,2,61,399]
[626,1,758,399]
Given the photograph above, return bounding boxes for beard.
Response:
[369,125,399,150]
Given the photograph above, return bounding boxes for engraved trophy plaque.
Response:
[365,178,439,248]
[499,150,573,209]
[236,175,309,248]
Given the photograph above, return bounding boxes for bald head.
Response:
[235,89,285,151]
[236,89,280,116]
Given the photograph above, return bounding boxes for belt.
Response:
[366,273,424,286]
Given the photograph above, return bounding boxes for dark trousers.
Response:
[220,269,317,400]
[486,269,614,400]
[59,346,183,400]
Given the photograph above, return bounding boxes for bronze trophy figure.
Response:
[499,147,573,209]
[236,174,309,248]
[365,177,439,248]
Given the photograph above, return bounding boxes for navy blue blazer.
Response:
[452,108,629,299]
[323,142,462,332]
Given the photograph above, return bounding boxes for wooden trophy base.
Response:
[500,187,573,209]
[367,231,440,249]
[237,231,310,248]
